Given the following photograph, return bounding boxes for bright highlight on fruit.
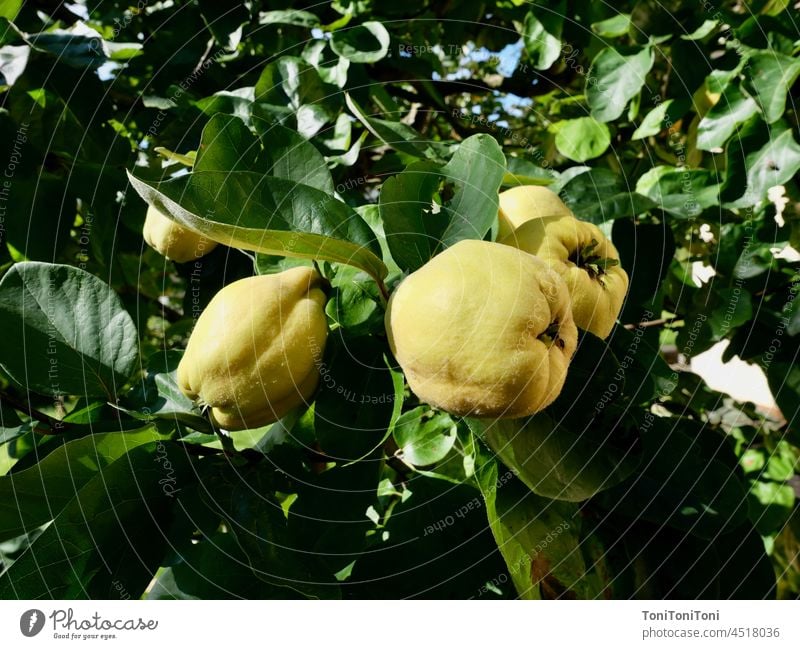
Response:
[143,205,218,263]
[385,239,577,419]
[177,267,328,430]
[497,185,574,240]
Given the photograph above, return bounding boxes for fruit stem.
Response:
[376,276,390,307]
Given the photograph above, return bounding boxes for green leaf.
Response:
[745,51,800,124]
[251,118,334,194]
[259,9,320,27]
[314,332,402,462]
[635,165,720,218]
[193,113,260,173]
[681,19,719,40]
[560,168,655,223]
[0,0,22,20]
[632,98,673,139]
[121,350,212,433]
[379,161,445,272]
[470,408,639,502]
[345,93,436,160]
[0,262,139,398]
[520,3,564,70]
[591,13,631,38]
[393,407,457,467]
[747,479,795,535]
[554,117,611,162]
[127,170,387,282]
[0,427,166,541]
[380,134,505,271]
[696,84,758,151]
[477,460,590,599]
[707,287,753,340]
[502,156,557,187]
[587,46,654,123]
[28,27,107,69]
[0,442,193,598]
[330,21,390,63]
[201,466,340,599]
[437,134,506,246]
[254,56,337,136]
[324,265,383,336]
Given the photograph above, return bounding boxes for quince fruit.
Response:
[497,185,574,240]
[501,215,628,339]
[385,239,577,418]
[177,267,328,430]
[143,205,217,263]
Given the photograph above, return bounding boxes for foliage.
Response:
[0,0,798,599]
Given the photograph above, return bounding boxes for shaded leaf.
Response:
[0,262,139,398]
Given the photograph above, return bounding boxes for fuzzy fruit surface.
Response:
[385,239,577,418]
[177,267,328,430]
[501,215,629,339]
[143,205,218,263]
[497,185,574,240]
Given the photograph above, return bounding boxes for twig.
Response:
[0,390,71,434]
[623,317,678,330]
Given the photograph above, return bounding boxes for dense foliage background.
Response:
[0,0,798,599]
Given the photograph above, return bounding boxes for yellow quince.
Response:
[385,239,577,418]
[501,215,628,339]
[177,267,328,430]
[497,185,574,240]
[143,205,218,263]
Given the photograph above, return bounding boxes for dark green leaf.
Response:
[636,166,720,218]
[345,93,437,160]
[127,170,387,281]
[0,263,139,398]
[470,406,639,503]
[193,113,260,173]
[560,168,654,222]
[0,442,192,598]
[122,350,212,433]
[251,118,334,194]
[330,21,390,63]
[477,460,591,599]
[0,427,166,541]
[379,161,445,272]
[314,332,402,462]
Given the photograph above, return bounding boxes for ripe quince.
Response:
[501,215,628,339]
[497,185,574,240]
[385,239,577,418]
[177,267,328,430]
[143,205,218,263]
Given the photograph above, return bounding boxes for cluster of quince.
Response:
[142,185,628,429]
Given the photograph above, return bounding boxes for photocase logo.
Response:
[20,609,45,637]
